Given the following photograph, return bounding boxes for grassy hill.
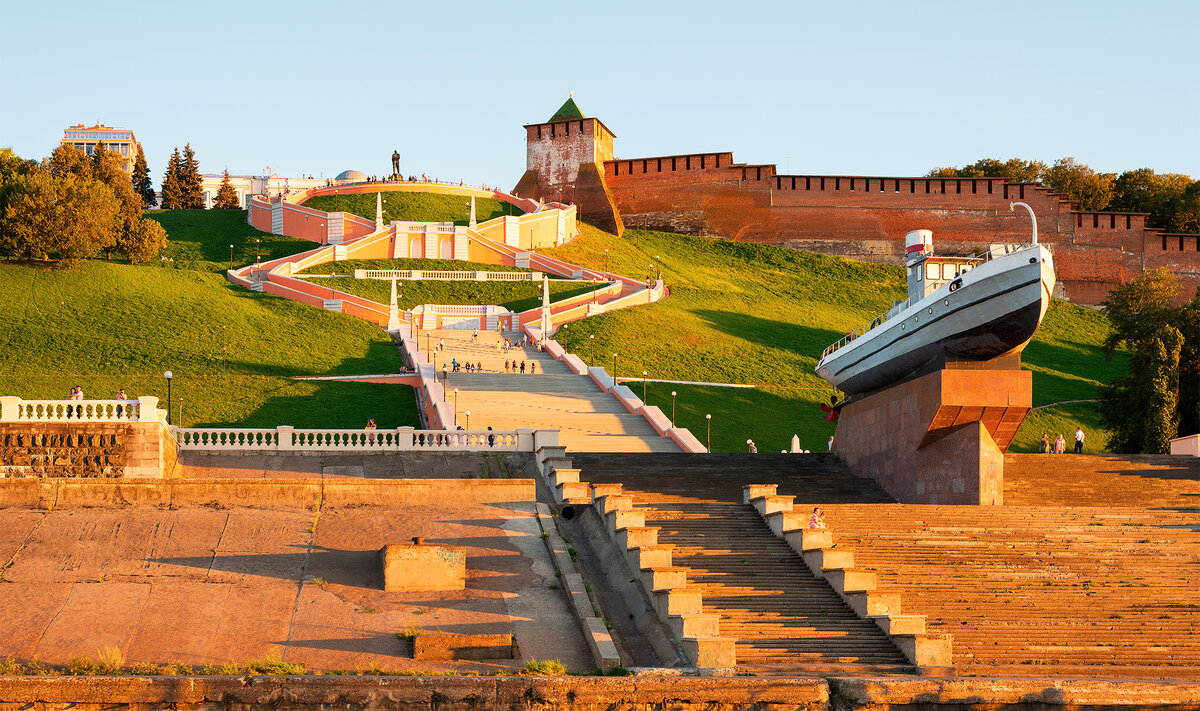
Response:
[543,224,1123,453]
[1,207,1123,451]
[294,258,596,312]
[300,191,521,226]
[0,210,417,429]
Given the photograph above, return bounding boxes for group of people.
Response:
[504,360,535,374]
[450,359,484,373]
[1039,426,1085,454]
[64,386,128,417]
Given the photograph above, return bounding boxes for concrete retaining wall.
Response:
[0,478,535,509]
[0,674,1195,709]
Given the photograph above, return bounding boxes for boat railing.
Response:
[818,241,1036,362]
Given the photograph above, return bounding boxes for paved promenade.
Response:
[426,330,679,453]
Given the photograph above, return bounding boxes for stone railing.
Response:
[0,396,161,423]
[353,269,544,282]
[172,425,556,452]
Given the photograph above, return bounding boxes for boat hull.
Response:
[816,245,1054,396]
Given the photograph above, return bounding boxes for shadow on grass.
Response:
[691,309,844,361]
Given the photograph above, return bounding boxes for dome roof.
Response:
[335,169,367,182]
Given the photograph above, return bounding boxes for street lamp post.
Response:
[612,353,618,382]
[642,371,648,401]
[671,391,677,427]
[255,238,260,265]
[229,244,234,271]
[604,248,609,277]
[465,411,470,429]
[178,398,184,428]
[706,414,712,451]
[588,335,594,366]
[164,371,173,425]
[454,388,459,422]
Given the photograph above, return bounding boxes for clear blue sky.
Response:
[2,0,1197,189]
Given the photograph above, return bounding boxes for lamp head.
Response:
[671,391,677,397]
[164,371,172,380]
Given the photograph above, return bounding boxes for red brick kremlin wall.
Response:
[600,156,1199,306]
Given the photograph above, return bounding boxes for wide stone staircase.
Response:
[431,330,678,452]
[575,453,912,675]
[572,451,1200,679]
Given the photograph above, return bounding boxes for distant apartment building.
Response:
[60,124,141,174]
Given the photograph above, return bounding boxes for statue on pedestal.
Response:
[391,150,400,178]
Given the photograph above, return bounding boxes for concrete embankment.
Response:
[1,674,1198,709]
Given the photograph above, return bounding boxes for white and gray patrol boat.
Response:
[816,202,1056,396]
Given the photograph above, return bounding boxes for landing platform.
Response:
[0,479,589,673]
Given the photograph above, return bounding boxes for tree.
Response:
[131,145,156,208]
[1041,157,1114,211]
[45,143,94,180]
[91,143,141,234]
[927,158,1046,183]
[1098,270,1199,452]
[1168,181,1200,234]
[213,169,240,209]
[119,216,168,263]
[179,143,203,209]
[0,171,121,265]
[1108,168,1193,231]
[160,148,183,210]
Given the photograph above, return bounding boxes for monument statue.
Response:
[391,149,400,178]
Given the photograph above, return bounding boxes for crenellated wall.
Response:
[599,154,1199,305]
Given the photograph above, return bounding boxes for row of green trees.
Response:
[0,146,167,264]
[132,143,240,211]
[1100,271,1199,453]
[929,158,1199,233]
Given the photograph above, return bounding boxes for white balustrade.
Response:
[353,269,542,282]
[171,426,532,452]
[1,397,148,423]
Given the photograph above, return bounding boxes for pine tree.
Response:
[160,148,182,210]
[180,143,203,209]
[213,169,240,209]
[131,145,156,208]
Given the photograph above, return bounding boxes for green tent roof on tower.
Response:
[548,97,585,123]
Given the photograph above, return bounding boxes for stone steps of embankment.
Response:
[636,498,912,671]
[569,451,1200,677]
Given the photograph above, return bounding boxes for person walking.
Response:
[1053,433,1066,454]
[748,440,757,454]
[827,435,834,452]
[1074,426,1085,454]
[520,361,526,374]
[365,418,377,443]
[530,361,536,374]
[1039,433,1049,453]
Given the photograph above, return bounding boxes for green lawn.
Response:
[144,209,316,273]
[0,216,417,429]
[300,191,522,226]
[545,224,1122,453]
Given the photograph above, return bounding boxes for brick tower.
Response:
[513,97,624,235]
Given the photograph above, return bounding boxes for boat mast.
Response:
[1009,201,1038,245]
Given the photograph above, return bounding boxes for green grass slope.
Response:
[0,211,417,429]
[544,224,1122,453]
[301,191,521,226]
[145,209,316,272]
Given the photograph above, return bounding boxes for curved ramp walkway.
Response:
[435,331,678,453]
